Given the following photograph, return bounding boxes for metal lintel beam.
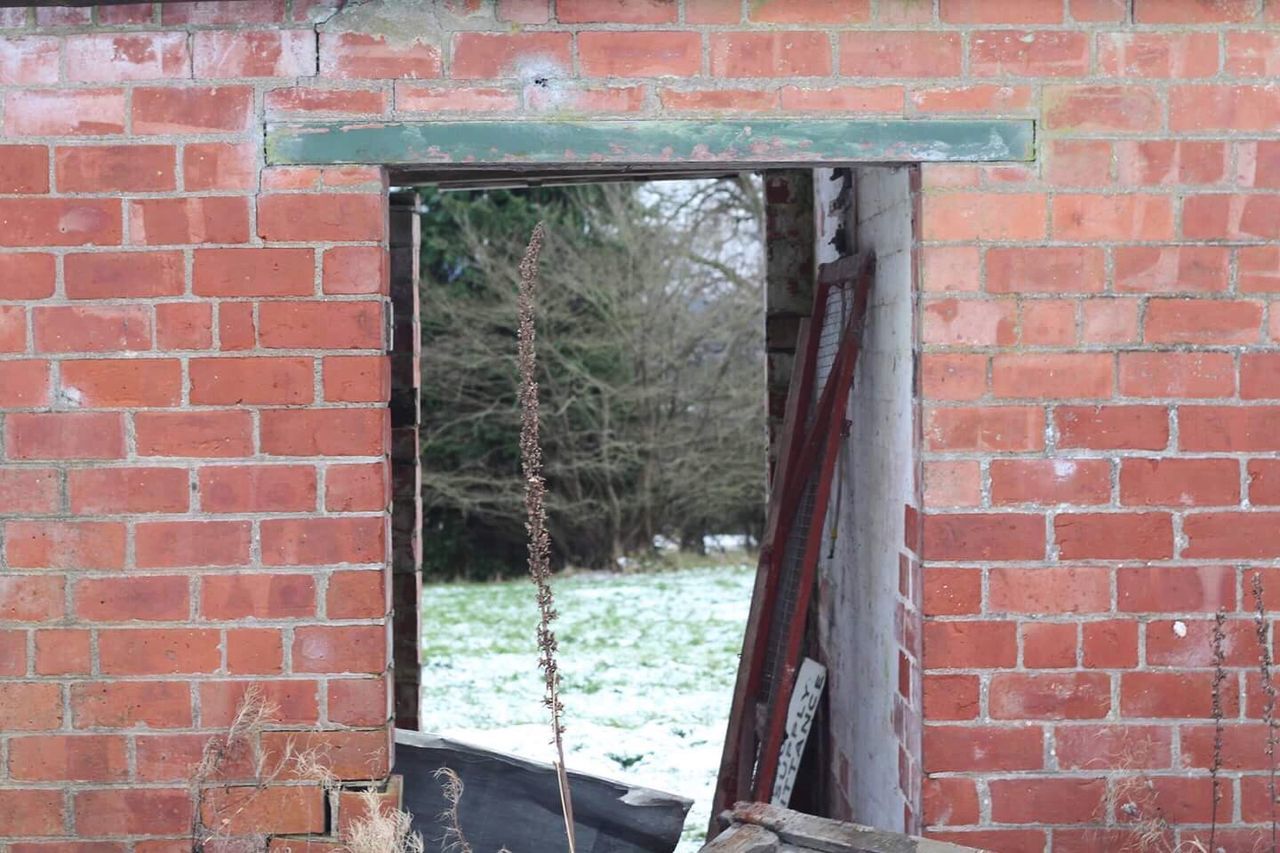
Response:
[266,119,1035,168]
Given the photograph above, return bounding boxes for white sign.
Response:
[770,657,827,807]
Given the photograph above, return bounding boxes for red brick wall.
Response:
[0,0,1277,848]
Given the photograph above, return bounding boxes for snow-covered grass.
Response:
[421,561,755,851]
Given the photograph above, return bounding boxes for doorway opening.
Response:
[386,165,920,849]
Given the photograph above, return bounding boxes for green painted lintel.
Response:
[265,119,1034,168]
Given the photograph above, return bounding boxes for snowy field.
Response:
[421,562,755,851]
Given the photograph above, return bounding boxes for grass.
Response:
[422,559,755,851]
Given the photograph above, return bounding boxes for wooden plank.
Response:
[701,823,780,853]
[266,120,1035,167]
[732,803,986,853]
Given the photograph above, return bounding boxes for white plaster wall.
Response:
[815,166,916,830]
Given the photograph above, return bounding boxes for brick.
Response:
[293,624,387,673]
[0,199,122,247]
[226,627,284,674]
[74,788,192,835]
[558,0,676,22]
[986,247,1104,294]
[1145,298,1262,344]
[65,251,183,299]
[839,32,960,77]
[65,32,189,81]
[1171,85,1280,132]
[1183,193,1280,240]
[219,301,255,349]
[1179,406,1280,451]
[199,680,319,726]
[69,467,190,514]
[8,734,129,782]
[922,247,980,293]
[150,304,209,352]
[1122,671,1239,718]
[1082,298,1140,344]
[1044,85,1162,132]
[201,785,325,834]
[71,681,191,728]
[991,459,1111,506]
[129,196,251,246]
[923,674,980,720]
[940,0,1062,22]
[262,516,385,565]
[1240,139,1280,188]
[1055,513,1173,560]
[499,0,551,23]
[660,87,779,112]
[322,246,386,295]
[136,410,254,457]
[1134,0,1257,22]
[989,777,1107,823]
[971,30,1089,77]
[322,355,389,404]
[0,575,64,621]
[261,728,389,778]
[201,573,316,619]
[910,84,1033,114]
[0,683,63,731]
[991,353,1112,399]
[266,85,388,116]
[1020,300,1075,345]
[34,306,151,355]
[59,359,181,407]
[75,576,188,622]
[1184,512,1280,558]
[1022,622,1076,668]
[199,465,317,513]
[1120,457,1239,508]
[0,790,64,837]
[319,31,441,79]
[35,628,91,675]
[923,726,1044,772]
[4,88,125,136]
[1118,352,1235,399]
[6,413,125,461]
[1227,31,1280,76]
[451,32,571,79]
[921,354,986,402]
[0,36,59,85]
[1245,462,1280,512]
[0,253,55,300]
[326,462,387,512]
[1241,246,1280,292]
[924,777,979,827]
[0,468,58,515]
[0,360,48,407]
[1056,724,1171,769]
[190,356,314,405]
[135,520,250,567]
[194,247,314,297]
[923,299,1015,346]
[163,0,285,24]
[1118,564,1237,612]
[1098,32,1220,78]
[1146,618,1255,667]
[329,676,389,726]
[184,142,256,191]
[56,144,174,193]
[925,406,1045,452]
[193,29,316,78]
[775,85,902,113]
[132,86,253,134]
[923,193,1046,241]
[578,31,701,77]
[0,145,48,193]
[328,569,385,619]
[1117,140,1226,185]
[1057,405,1169,450]
[990,567,1109,617]
[97,4,155,24]
[99,628,221,675]
[1115,245,1229,293]
[259,301,382,350]
[1186,725,1274,772]
[1052,194,1174,241]
[1082,620,1139,668]
[923,567,981,616]
[258,194,384,242]
[0,305,25,352]
[923,513,1045,561]
[1045,139,1111,187]
[396,84,520,114]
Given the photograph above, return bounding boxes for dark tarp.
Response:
[396,730,692,853]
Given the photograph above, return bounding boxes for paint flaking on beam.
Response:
[265,120,1035,167]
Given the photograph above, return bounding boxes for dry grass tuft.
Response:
[342,788,425,853]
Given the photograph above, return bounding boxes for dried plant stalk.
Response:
[517,221,577,853]
[1209,608,1228,853]
[1253,573,1279,852]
